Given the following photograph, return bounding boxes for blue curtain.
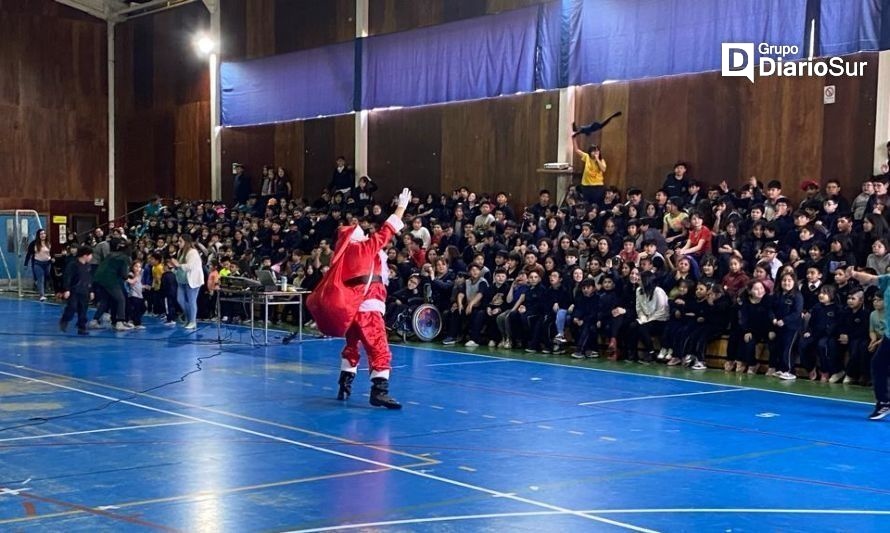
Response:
[220,42,354,126]
[566,0,807,85]
[361,6,540,109]
[536,1,562,89]
[820,0,882,55]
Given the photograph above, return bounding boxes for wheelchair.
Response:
[387,286,443,342]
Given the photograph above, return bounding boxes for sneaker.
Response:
[503,341,512,349]
[820,372,830,382]
[808,369,818,381]
[222,316,230,323]
[554,334,566,343]
[765,368,776,377]
[113,322,129,331]
[39,296,46,302]
[88,319,102,329]
[184,322,197,330]
[586,351,599,359]
[691,361,707,370]
[682,354,694,366]
[724,361,734,372]
[735,361,745,373]
[164,320,176,327]
[868,403,890,421]
[135,325,146,330]
[666,357,682,366]
[496,340,506,348]
[464,340,479,348]
[125,321,135,328]
[656,348,668,361]
[571,352,585,359]
[778,371,797,381]
[829,371,845,384]
[541,348,551,354]
[442,338,457,346]
[843,375,855,384]
[747,366,757,375]
[488,340,496,347]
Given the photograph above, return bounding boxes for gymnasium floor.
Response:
[0,297,889,532]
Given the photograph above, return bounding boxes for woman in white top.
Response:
[631,270,669,362]
[170,234,205,329]
[24,229,53,301]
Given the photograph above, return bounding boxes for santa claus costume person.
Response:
[311,188,411,409]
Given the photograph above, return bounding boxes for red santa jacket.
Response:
[306,215,404,336]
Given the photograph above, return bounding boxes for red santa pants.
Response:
[341,311,392,379]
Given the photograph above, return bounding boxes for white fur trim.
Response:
[359,299,386,314]
[378,250,389,285]
[370,369,390,380]
[386,214,405,233]
[349,225,367,242]
[340,360,358,372]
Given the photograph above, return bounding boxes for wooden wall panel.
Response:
[441,92,560,207]
[222,0,354,61]
[368,106,443,203]
[220,115,351,203]
[368,0,553,35]
[115,1,210,214]
[821,52,878,191]
[574,53,876,205]
[0,0,107,212]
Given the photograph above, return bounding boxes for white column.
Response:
[555,86,577,201]
[207,0,222,200]
[875,50,890,175]
[107,20,116,223]
[354,0,369,180]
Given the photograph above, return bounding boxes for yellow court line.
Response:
[0,466,410,525]
[0,362,438,466]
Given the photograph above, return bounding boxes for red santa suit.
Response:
[334,214,404,379]
[306,188,411,409]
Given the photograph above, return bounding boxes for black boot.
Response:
[369,378,402,410]
[337,371,356,400]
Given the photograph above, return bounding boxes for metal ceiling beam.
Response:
[54,0,109,20]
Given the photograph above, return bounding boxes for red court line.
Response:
[15,490,180,532]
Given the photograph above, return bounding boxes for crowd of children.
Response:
[47,156,890,401]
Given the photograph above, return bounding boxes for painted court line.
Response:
[424,360,515,367]
[0,370,656,533]
[0,421,195,443]
[286,507,890,532]
[0,362,436,466]
[393,344,873,406]
[578,388,747,406]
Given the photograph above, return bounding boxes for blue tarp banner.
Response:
[220,42,354,126]
[566,0,807,85]
[820,0,882,55]
[361,6,540,109]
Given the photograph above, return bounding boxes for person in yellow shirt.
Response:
[574,137,607,208]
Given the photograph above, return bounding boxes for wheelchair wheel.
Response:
[411,303,442,342]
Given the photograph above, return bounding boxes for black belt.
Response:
[345,275,383,287]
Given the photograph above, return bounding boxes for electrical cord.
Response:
[0,347,223,434]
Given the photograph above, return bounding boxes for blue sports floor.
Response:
[0,298,889,532]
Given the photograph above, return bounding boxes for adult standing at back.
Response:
[170,234,205,330]
[573,137,607,208]
[233,163,251,205]
[329,156,355,195]
[24,229,53,301]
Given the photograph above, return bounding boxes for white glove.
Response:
[397,188,412,208]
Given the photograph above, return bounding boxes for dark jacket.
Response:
[839,306,869,340]
[769,291,804,331]
[63,260,92,295]
[572,291,599,322]
[739,295,772,335]
[94,253,131,291]
[806,302,839,338]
